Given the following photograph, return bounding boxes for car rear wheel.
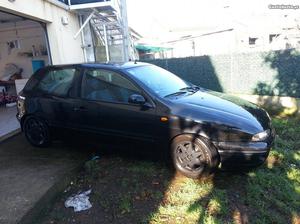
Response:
[24,116,51,147]
[171,135,219,178]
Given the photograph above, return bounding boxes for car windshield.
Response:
[126,65,191,97]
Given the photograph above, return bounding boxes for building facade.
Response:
[1,0,86,65]
[0,0,134,68]
[151,14,300,59]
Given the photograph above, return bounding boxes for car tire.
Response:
[23,116,51,147]
[171,134,219,179]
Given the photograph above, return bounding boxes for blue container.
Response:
[32,60,45,73]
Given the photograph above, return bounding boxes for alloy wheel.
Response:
[174,141,205,172]
[25,118,47,146]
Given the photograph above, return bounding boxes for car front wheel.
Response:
[24,116,51,147]
[171,135,219,178]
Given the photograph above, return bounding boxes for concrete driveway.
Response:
[0,134,88,224]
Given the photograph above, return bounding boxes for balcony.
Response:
[58,0,115,11]
[59,0,110,4]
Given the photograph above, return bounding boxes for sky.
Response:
[126,0,300,43]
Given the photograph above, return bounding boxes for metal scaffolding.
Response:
[68,0,136,62]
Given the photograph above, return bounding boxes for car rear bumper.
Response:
[214,137,274,167]
[16,113,21,122]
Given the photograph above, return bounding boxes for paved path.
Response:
[0,134,87,224]
[0,106,20,141]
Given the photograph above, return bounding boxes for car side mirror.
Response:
[128,94,146,105]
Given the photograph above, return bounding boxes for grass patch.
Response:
[40,117,300,224]
[242,118,300,224]
[126,161,158,175]
[119,195,132,214]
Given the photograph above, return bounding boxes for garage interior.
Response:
[0,11,50,138]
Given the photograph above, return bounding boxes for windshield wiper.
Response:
[164,86,201,98]
[180,86,200,92]
[164,91,187,98]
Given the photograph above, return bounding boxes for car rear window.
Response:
[36,68,77,97]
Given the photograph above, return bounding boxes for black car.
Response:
[17,62,275,178]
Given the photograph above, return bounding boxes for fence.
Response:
[142,49,300,98]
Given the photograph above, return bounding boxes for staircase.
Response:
[62,0,137,62]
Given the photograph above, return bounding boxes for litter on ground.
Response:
[65,189,92,212]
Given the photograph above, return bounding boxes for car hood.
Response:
[169,90,271,134]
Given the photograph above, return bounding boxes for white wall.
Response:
[0,0,85,65]
[45,3,85,64]
[169,31,236,58]
[167,26,300,58]
[0,21,49,80]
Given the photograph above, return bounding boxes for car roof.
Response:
[46,61,151,71]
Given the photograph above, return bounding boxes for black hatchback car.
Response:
[17,62,275,178]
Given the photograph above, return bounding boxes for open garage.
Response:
[0,11,50,138]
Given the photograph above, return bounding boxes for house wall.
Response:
[166,24,300,58]
[0,0,85,65]
[0,21,49,80]
[170,31,235,58]
[168,30,236,58]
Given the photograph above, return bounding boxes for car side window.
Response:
[37,68,76,96]
[81,69,140,103]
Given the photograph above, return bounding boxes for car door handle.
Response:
[73,106,87,112]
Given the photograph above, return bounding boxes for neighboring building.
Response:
[155,14,300,58]
[165,28,235,58]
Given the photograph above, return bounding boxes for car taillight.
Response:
[17,95,26,118]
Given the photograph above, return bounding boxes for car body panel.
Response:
[168,90,270,134]
[72,99,158,142]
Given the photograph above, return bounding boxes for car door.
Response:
[33,66,82,131]
[75,67,158,143]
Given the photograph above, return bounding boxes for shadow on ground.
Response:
[40,118,299,224]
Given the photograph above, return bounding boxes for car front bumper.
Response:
[214,134,275,167]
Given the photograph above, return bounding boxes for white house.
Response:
[161,13,300,58]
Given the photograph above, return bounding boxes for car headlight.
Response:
[252,129,270,142]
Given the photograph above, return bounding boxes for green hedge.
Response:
[142,49,300,97]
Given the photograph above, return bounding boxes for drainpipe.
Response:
[79,15,87,62]
[103,24,110,62]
